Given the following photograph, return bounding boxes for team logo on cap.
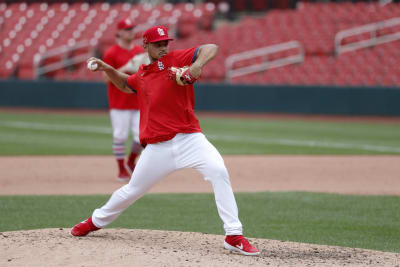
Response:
[125,18,132,25]
[157,28,165,36]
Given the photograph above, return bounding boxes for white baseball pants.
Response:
[92,132,243,235]
[110,109,140,143]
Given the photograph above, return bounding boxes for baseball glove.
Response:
[168,66,198,86]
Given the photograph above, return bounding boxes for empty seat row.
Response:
[0,1,217,79]
[0,1,399,87]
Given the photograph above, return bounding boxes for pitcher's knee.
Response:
[204,163,229,181]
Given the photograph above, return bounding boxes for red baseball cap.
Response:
[143,25,173,44]
[117,18,135,30]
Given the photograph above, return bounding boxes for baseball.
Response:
[87,61,98,71]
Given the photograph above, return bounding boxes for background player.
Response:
[102,17,149,182]
[72,25,260,256]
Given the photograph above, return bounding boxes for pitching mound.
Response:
[1,228,399,266]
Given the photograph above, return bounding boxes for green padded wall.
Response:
[1,80,399,116]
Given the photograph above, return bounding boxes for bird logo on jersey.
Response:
[157,61,164,70]
[157,28,165,36]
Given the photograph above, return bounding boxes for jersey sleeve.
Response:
[126,74,139,94]
[172,46,199,67]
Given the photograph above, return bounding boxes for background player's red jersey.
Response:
[103,44,145,109]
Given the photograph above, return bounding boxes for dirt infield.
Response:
[1,155,400,195]
[1,155,400,266]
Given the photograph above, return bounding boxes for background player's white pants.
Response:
[92,133,243,235]
[110,109,140,144]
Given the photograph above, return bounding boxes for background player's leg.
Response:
[127,109,142,172]
[174,133,243,236]
[92,141,176,228]
[110,109,131,181]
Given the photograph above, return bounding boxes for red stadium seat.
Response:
[2,1,399,87]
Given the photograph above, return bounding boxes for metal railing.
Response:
[34,40,94,79]
[335,17,400,55]
[225,41,304,82]
[33,18,177,79]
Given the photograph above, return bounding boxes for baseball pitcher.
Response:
[73,25,259,256]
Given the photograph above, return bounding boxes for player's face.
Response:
[146,41,169,61]
[118,28,134,41]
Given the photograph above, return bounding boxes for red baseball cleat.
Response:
[224,235,260,256]
[117,167,131,183]
[71,217,100,237]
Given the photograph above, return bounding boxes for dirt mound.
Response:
[1,229,399,267]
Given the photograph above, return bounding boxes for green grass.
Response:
[1,192,399,252]
[0,111,400,155]
[0,112,112,155]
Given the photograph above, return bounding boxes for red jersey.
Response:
[127,47,201,145]
[103,44,145,109]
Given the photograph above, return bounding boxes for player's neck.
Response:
[149,56,156,63]
[117,39,134,50]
